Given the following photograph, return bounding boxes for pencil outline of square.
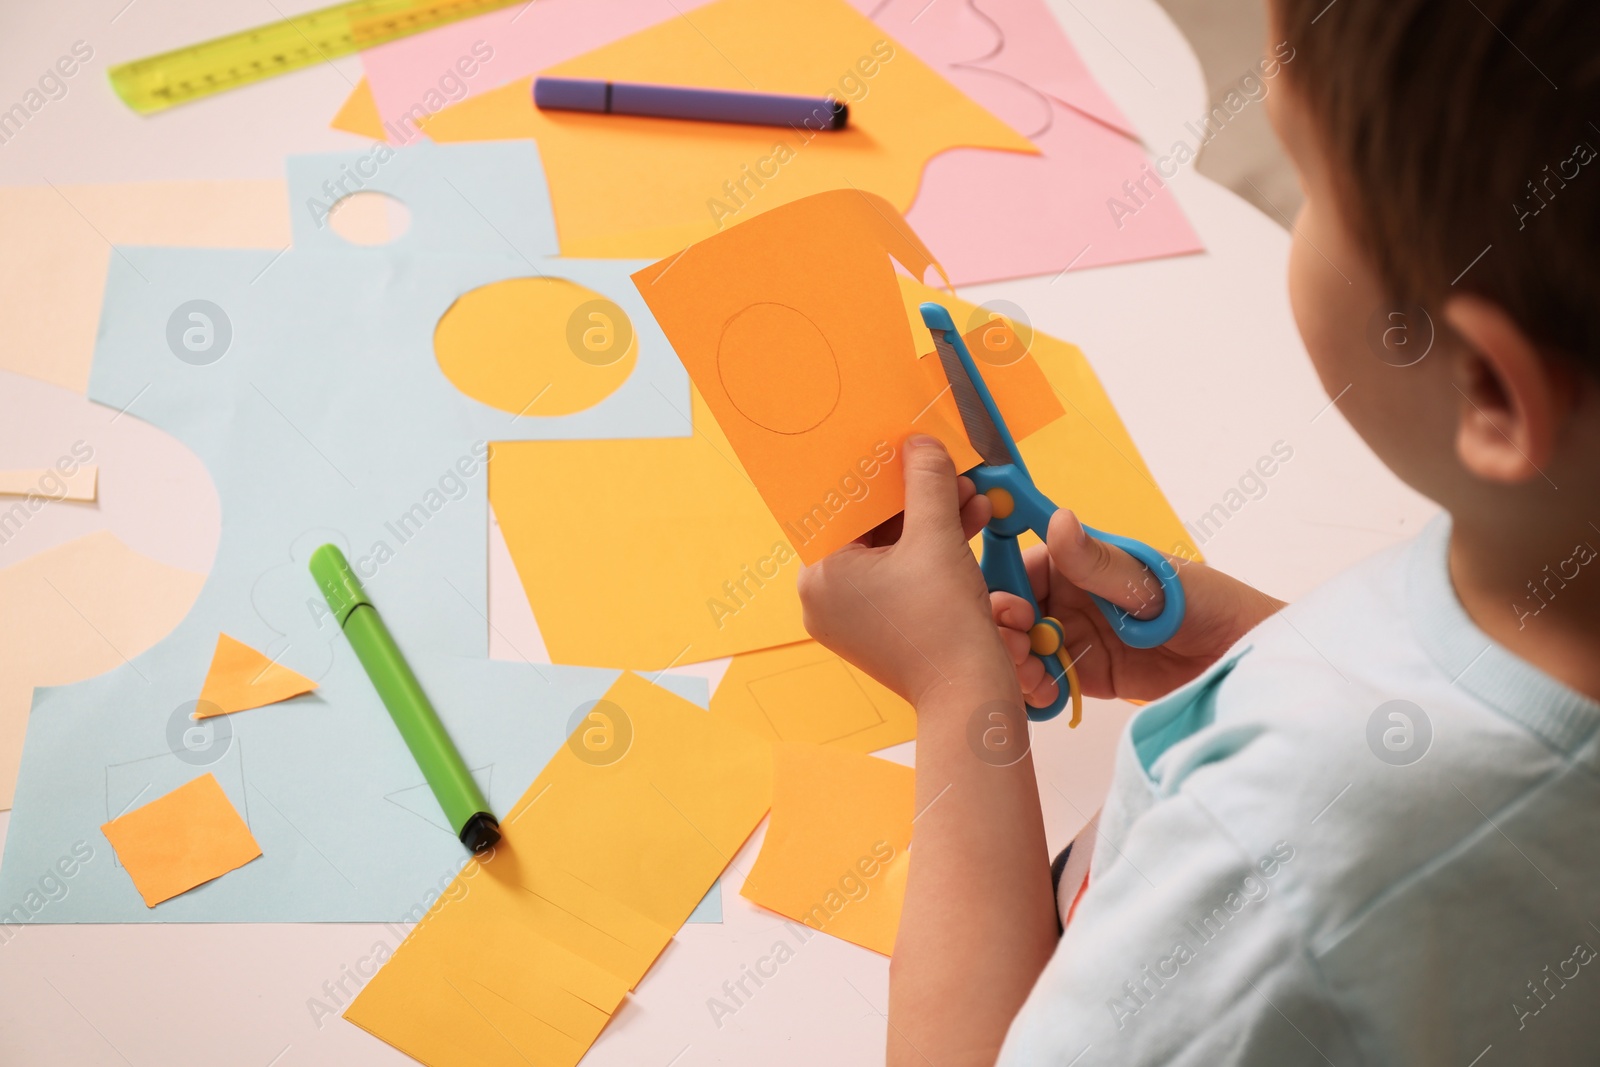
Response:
[745,656,888,746]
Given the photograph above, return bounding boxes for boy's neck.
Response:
[1449,515,1600,702]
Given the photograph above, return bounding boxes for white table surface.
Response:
[0,0,1436,1063]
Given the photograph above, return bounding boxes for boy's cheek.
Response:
[1285,193,1455,488]
[1286,199,1359,385]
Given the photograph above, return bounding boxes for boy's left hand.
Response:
[797,435,1012,707]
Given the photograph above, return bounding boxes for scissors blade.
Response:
[929,329,1013,467]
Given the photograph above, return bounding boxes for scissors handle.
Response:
[971,462,1186,649]
[979,527,1080,723]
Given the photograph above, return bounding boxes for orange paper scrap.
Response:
[895,277,1200,563]
[917,320,1064,447]
[742,743,913,956]
[100,773,262,908]
[0,465,97,501]
[711,639,916,753]
[418,0,1035,258]
[196,633,316,717]
[330,76,387,139]
[346,672,773,1067]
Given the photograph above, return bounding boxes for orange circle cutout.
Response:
[434,277,637,417]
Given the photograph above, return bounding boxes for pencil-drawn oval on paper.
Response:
[716,302,842,435]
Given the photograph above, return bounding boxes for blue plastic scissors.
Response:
[920,302,1186,725]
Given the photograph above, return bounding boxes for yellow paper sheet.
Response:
[0,465,97,501]
[195,633,317,717]
[0,182,290,392]
[741,743,913,956]
[489,388,809,669]
[331,76,387,139]
[354,912,616,1067]
[711,639,916,753]
[0,531,206,809]
[346,672,773,1067]
[420,0,1035,258]
[500,671,773,927]
[434,276,638,416]
[634,191,1068,563]
[99,772,262,908]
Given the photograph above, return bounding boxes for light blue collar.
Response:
[1408,515,1600,754]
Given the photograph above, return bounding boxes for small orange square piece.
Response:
[100,773,262,908]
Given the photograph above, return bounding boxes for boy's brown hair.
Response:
[1274,0,1600,373]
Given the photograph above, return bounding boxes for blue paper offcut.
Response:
[0,140,715,923]
[688,878,723,923]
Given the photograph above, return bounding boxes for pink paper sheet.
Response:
[858,0,1137,137]
[857,0,1203,283]
[357,0,716,142]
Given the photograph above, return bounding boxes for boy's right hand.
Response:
[992,510,1285,706]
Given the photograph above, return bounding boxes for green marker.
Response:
[309,544,500,853]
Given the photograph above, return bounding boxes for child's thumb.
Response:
[1046,509,1165,618]
[900,434,964,546]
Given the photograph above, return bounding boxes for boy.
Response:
[797,0,1600,1063]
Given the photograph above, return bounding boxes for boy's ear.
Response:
[1442,295,1575,483]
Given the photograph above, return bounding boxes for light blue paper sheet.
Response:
[0,141,719,923]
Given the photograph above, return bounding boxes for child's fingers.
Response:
[957,475,993,540]
[1046,509,1165,620]
[899,435,964,547]
[956,474,976,509]
[1016,652,1046,695]
[1020,541,1054,603]
[996,621,1032,666]
[1024,673,1060,709]
[990,590,1036,634]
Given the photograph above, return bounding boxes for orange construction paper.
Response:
[741,743,913,956]
[346,672,773,1067]
[711,639,916,753]
[418,0,1035,258]
[633,189,984,564]
[330,77,387,139]
[195,633,316,717]
[99,772,262,908]
[0,531,206,809]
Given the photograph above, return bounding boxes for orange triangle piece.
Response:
[330,77,387,140]
[196,633,316,718]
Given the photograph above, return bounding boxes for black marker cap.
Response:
[459,811,502,854]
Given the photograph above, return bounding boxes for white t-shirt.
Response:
[998,516,1600,1066]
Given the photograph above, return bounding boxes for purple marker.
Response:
[534,77,848,131]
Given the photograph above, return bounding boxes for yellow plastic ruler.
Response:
[109,0,522,114]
